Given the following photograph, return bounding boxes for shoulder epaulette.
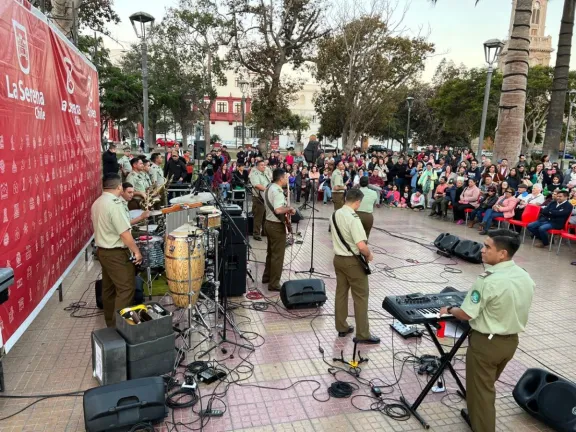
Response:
[479,270,493,278]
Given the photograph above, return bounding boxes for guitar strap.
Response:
[331,213,358,257]
[264,184,286,223]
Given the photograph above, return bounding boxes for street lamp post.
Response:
[130,12,155,153]
[405,96,414,151]
[562,90,576,165]
[477,38,504,161]
[239,80,249,148]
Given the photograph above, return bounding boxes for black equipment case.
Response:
[280,279,327,309]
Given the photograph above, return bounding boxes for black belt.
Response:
[97,247,128,250]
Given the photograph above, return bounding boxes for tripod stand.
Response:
[193,175,254,357]
[295,179,330,278]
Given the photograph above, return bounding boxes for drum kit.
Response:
[131,189,247,349]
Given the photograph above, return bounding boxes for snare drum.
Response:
[135,236,165,269]
[197,206,221,229]
[165,225,205,308]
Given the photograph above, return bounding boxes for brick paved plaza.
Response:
[1,204,571,432]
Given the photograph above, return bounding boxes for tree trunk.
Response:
[203,116,211,150]
[542,0,575,161]
[493,0,532,166]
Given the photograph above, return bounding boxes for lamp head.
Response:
[239,79,249,94]
[129,12,155,39]
[483,38,504,65]
[406,96,414,109]
[568,89,576,104]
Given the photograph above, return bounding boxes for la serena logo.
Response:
[6,19,46,120]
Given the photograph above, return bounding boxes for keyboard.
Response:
[382,289,467,325]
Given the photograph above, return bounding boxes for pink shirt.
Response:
[286,155,294,165]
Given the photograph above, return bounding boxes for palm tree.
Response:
[432,0,532,164]
[541,0,575,161]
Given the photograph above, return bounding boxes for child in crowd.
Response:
[385,184,401,207]
[401,186,411,208]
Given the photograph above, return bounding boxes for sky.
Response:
[103,0,573,81]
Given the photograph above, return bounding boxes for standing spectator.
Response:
[296,166,309,203]
[294,151,307,167]
[200,154,215,185]
[233,164,249,188]
[410,161,423,192]
[183,150,193,182]
[418,163,438,207]
[453,178,481,224]
[164,152,188,186]
[236,146,246,166]
[320,169,332,204]
[393,157,407,190]
[103,144,120,175]
[315,152,325,168]
[213,164,232,200]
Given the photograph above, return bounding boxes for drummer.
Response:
[121,182,150,225]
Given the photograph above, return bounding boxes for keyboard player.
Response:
[439,229,534,432]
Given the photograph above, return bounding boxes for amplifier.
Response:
[219,243,247,297]
[221,203,243,216]
[281,279,326,309]
[91,328,126,386]
[221,213,248,245]
[83,377,167,432]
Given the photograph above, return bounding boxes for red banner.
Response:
[0,0,101,350]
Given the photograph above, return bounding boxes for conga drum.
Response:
[165,224,205,308]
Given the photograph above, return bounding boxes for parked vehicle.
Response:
[156,138,176,147]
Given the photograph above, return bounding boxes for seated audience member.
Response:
[479,175,495,194]
[385,184,401,207]
[428,177,449,216]
[411,190,426,211]
[452,178,481,225]
[528,190,573,248]
[569,189,576,225]
[368,169,385,198]
[562,163,576,188]
[548,175,563,194]
[320,169,332,204]
[478,188,518,235]
[213,164,232,200]
[401,185,411,208]
[467,186,499,228]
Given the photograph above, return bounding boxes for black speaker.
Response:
[95,276,145,310]
[194,140,206,160]
[222,213,248,245]
[434,233,460,253]
[280,279,327,309]
[219,243,247,297]
[513,368,576,432]
[453,240,483,264]
[83,377,167,432]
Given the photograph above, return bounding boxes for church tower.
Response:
[499,0,553,70]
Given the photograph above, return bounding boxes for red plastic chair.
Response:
[556,224,576,254]
[508,205,541,243]
[464,208,474,224]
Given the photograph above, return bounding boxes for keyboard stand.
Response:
[399,323,470,429]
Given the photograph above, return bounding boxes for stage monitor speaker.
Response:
[280,279,327,309]
[194,140,206,160]
[434,233,460,254]
[453,239,483,264]
[221,213,248,245]
[219,243,247,297]
[513,368,576,432]
[83,377,167,432]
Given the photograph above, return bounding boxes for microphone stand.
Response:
[195,174,254,357]
[295,178,330,278]
[298,177,317,212]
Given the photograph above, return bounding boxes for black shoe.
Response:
[428,212,437,217]
[460,409,471,427]
[353,335,380,344]
[253,235,262,241]
[338,326,354,337]
[479,230,488,235]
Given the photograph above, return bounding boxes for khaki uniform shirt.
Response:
[249,169,270,198]
[142,170,152,189]
[332,169,345,193]
[150,163,165,187]
[91,192,131,249]
[358,187,379,213]
[126,171,147,193]
[264,183,286,223]
[118,156,132,174]
[331,206,367,256]
[120,197,130,219]
[460,260,534,335]
[264,166,273,182]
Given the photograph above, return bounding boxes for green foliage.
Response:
[314,15,434,150]
[211,134,221,143]
[226,0,327,151]
[282,113,310,143]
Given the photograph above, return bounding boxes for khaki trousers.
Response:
[97,248,136,327]
[252,197,265,236]
[263,221,286,290]
[466,331,519,432]
[356,211,374,240]
[332,192,345,211]
[333,255,370,339]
